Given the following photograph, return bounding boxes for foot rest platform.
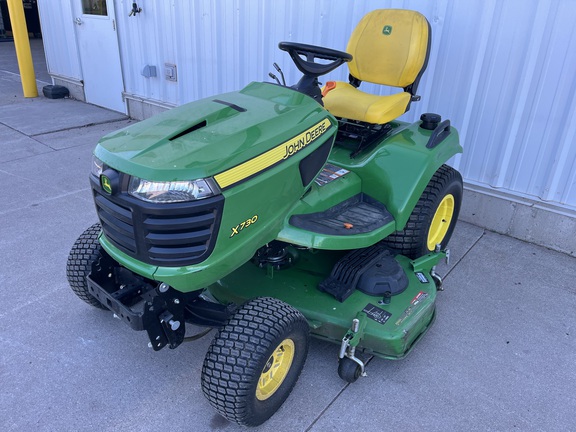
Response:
[289,193,393,236]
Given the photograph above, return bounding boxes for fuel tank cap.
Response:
[420,113,441,130]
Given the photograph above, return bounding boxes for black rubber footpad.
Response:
[289,193,393,236]
[318,244,407,302]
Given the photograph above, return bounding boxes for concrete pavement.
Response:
[1,41,575,431]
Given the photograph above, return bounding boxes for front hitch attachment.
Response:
[86,259,188,351]
[338,316,368,383]
[142,289,187,350]
[85,251,219,351]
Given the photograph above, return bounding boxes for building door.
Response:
[72,0,125,113]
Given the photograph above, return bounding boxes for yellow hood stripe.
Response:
[214,118,331,189]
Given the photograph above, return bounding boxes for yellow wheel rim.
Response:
[427,194,455,251]
[256,339,295,401]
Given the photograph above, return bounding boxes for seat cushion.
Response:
[323,82,411,124]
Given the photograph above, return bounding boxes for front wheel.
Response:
[382,165,463,259]
[201,297,309,427]
[66,223,107,309]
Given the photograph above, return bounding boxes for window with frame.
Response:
[82,0,108,16]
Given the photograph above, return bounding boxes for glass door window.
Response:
[82,0,107,16]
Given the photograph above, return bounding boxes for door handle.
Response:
[75,17,83,25]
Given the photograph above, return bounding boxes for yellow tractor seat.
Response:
[323,83,412,125]
[323,9,431,124]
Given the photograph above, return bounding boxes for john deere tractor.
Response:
[67,9,462,426]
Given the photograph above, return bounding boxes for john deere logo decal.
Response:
[383,25,393,35]
[214,118,331,190]
[101,175,112,194]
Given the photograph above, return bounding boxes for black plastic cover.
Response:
[318,244,407,302]
[356,254,409,296]
[299,138,334,187]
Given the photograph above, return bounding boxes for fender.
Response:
[338,120,463,230]
[277,119,462,249]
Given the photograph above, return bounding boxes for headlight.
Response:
[129,177,218,203]
[91,156,104,177]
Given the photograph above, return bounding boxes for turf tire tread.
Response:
[66,223,107,309]
[382,164,463,258]
[201,297,309,426]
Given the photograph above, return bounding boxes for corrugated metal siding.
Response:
[36,1,82,80]
[437,0,576,210]
[40,0,576,213]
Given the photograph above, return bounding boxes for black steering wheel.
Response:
[279,42,352,78]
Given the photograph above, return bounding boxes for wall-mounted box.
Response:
[165,63,177,81]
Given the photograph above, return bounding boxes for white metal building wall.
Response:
[37,0,576,216]
[440,0,576,212]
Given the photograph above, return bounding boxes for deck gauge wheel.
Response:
[338,357,363,383]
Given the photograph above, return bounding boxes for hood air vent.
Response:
[213,99,247,112]
[169,120,207,141]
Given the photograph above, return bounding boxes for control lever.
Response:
[268,72,282,86]
[273,63,286,86]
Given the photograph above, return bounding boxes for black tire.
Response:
[66,223,107,309]
[201,297,309,427]
[383,165,463,259]
[338,357,362,383]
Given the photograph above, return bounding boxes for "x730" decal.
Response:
[230,215,259,238]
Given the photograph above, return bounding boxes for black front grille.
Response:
[91,176,224,267]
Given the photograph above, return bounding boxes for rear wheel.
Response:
[66,224,107,309]
[383,165,463,259]
[201,297,309,426]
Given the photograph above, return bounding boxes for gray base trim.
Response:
[123,93,175,120]
[460,183,576,257]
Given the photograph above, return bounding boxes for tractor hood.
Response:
[94,82,333,182]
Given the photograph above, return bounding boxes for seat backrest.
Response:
[347,9,431,91]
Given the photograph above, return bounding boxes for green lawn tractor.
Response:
[67,9,463,427]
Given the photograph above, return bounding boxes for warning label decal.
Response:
[315,163,350,186]
[362,303,392,325]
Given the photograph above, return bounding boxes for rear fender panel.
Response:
[328,120,462,230]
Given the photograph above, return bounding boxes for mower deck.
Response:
[207,248,440,360]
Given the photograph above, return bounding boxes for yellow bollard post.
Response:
[6,0,38,98]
